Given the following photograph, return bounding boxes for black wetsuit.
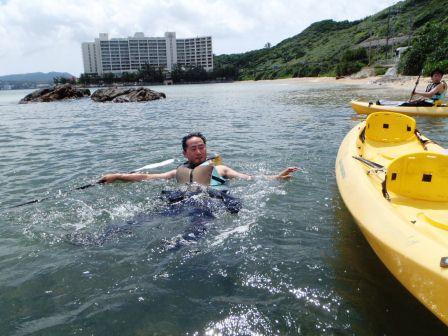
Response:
[67,188,242,247]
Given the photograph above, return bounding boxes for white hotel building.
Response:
[82,32,213,76]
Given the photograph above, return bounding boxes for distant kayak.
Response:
[336,112,448,326]
[351,100,448,117]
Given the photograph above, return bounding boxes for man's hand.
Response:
[275,167,299,180]
[98,173,121,184]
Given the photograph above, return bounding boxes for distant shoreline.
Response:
[86,75,425,90]
[1,75,431,92]
[241,75,431,92]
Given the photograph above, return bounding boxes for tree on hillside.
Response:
[335,48,369,76]
[121,71,139,83]
[171,64,185,82]
[170,65,209,82]
[211,64,239,80]
[185,66,208,81]
[138,64,164,83]
[103,73,116,84]
[53,76,76,85]
[78,73,100,85]
[398,22,448,75]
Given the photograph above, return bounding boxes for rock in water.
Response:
[19,84,91,104]
[90,86,166,103]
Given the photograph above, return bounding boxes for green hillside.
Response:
[0,72,74,83]
[214,0,448,80]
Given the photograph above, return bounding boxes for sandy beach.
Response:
[251,75,432,91]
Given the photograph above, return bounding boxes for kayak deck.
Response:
[336,112,448,325]
[359,136,448,247]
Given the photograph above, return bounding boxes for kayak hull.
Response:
[336,120,448,326]
[351,100,448,117]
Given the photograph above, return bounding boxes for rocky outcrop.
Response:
[350,67,376,79]
[90,87,166,103]
[384,66,398,77]
[19,84,90,104]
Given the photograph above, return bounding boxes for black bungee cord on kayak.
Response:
[352,156,390,201]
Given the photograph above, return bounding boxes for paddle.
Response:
[7,158,175,209]
[352,156,385,170]
[409,69,424,102]
[353,156,390,200]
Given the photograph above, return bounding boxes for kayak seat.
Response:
[386,152,448,202]
[365,112,416,143]
[376,100,403,106]
[379,150,400,160]
[371,148,410,161]
[373,142,423,160]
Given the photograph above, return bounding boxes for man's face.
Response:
[183,136,207,165]
[432,72,443,84]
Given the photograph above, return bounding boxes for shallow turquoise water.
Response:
[1,82,447,335]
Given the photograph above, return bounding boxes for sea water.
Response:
[0,82,447,335]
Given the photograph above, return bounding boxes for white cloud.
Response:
[0,0,400,76]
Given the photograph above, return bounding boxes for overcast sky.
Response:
[0,0,401,76]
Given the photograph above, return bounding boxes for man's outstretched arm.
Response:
[216,165,299,180]
[271,167,300,180]
[99,169,177,183]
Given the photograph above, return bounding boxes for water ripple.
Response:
[0,83,447,335]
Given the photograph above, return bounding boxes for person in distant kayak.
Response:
[403,69,447,107]
[99,132,299,186]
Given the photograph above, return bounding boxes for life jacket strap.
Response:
[211,175,226,184]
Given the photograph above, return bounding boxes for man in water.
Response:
[99,132,299,185]
[404,68,447,107]
[93,133,298,248]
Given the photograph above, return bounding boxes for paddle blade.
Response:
[132,159,175,172]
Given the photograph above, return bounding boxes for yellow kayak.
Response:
[336,112,448,325]
[351,100,448,117]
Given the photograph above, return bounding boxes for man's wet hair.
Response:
[430,68,444,77]
[182,132,207,151]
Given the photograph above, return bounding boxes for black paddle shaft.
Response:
[8,182,103,209]
[409,70,423,102]
[6,157,211,210]
[6,163,168,210]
